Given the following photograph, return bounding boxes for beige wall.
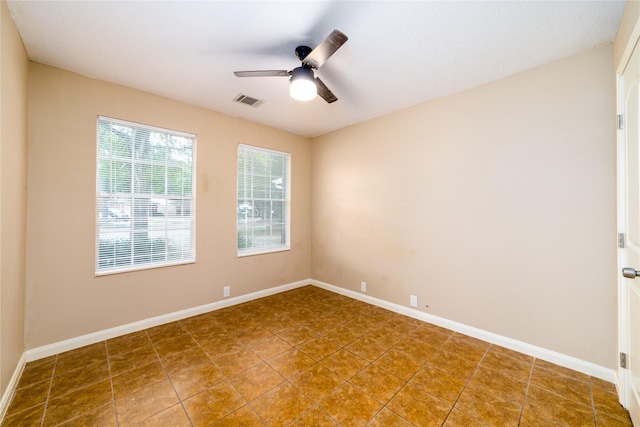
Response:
[25,63,311,349]
[0,0,28,394]
[311,45,617,368]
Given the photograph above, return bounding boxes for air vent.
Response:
[233,94,264,108]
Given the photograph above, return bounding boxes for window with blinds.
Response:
[237,144,290,256]
[96,117,196,274]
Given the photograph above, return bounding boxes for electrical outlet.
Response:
[410,295,418,307]
[223,286,230,297]
[360,281,367,292]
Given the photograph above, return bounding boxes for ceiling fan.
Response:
[234,29,348,103]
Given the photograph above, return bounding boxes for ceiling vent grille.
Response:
[233,94,264,108]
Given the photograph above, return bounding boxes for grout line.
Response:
[439,342,492,426]
[104,340,120,427]
[517,355,536,426]
[39,354,58,427]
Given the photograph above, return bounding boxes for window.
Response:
[237,144,290,255]
[96,117,195,274]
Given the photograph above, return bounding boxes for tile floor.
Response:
[2,285,633,426]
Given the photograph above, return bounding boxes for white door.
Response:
[618,36,640,425]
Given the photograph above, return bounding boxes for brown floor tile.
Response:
[320,324,363,347]
[533,358,590,383]
[230,361,285,402]
[592,376,618,394]
[592,386,632,422]
[387,383,452,427]
[267,348,317,379]
[596,411,634,426]
[212,347,262,377]
[488,344,535,364]
[373,348,423,380]
[304,315,343,335]
[16,356,55,388]
[152,333,198,359]
[135,403,192,427]
[169,360,226,400]
[319,383,382,426]
[5,286,631,427]
[247,334,292,359]
[6,380,50,416]
[2,403,45,427]
[290,409,338,426]
[465,365,528,404]
[106,330,151,356]
[182,380,245,427]
[345,336,389,362]
[213,404,266,426]
[260,314,300,333]
[44,379,113,426]
[410,364,466,404]
[290,363,345,402]
[115,380,179,425]
[455,384,523,426]
[410,324,454,347]
[235,325,274,345]
[296,337,340,361]
[367,407,414,426]
[146,322,188,344]
[440,333,489,363]
[55,343,107,375]
[365,326,404,347]
[56,403,117,427]
[427,349,479,382]
[320,348,369,380]
[251,382,314,427]
[111,360,167,400]
[350,363,405,404]
[50,360,110,398]
[161,346,211,376]
[276,325,318,346]
[199,335,244,358]
[393,337,437,363]
[443,408,491,426]
[480,347,533,382]
[523,384,596,426]
[530,364,592,407]
[179,312,218,331]
[109,345,159,376]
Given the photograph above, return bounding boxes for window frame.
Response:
[95,116,196,275]
[237,144,291,257]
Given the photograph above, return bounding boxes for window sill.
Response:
[95,259,195,277]
[237,247,290,258]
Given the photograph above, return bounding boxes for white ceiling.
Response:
[7,1,625,138]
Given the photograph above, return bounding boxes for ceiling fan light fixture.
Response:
[289,67,317,101]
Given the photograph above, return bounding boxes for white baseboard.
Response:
[22,277,615,384]
[25,279,311,362]
[311,279,616,383]
[0,352,26,421]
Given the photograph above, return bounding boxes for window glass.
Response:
[237,144,290,255]
[96,117,196,274]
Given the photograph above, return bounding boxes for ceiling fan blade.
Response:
[234,70,290,77]
[302,29,348,69]
[316,77,338,103]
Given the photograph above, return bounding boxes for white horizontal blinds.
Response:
[237,144,289,255]
[96,117,196,274]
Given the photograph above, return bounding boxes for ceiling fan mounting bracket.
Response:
[295,45,313,63]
